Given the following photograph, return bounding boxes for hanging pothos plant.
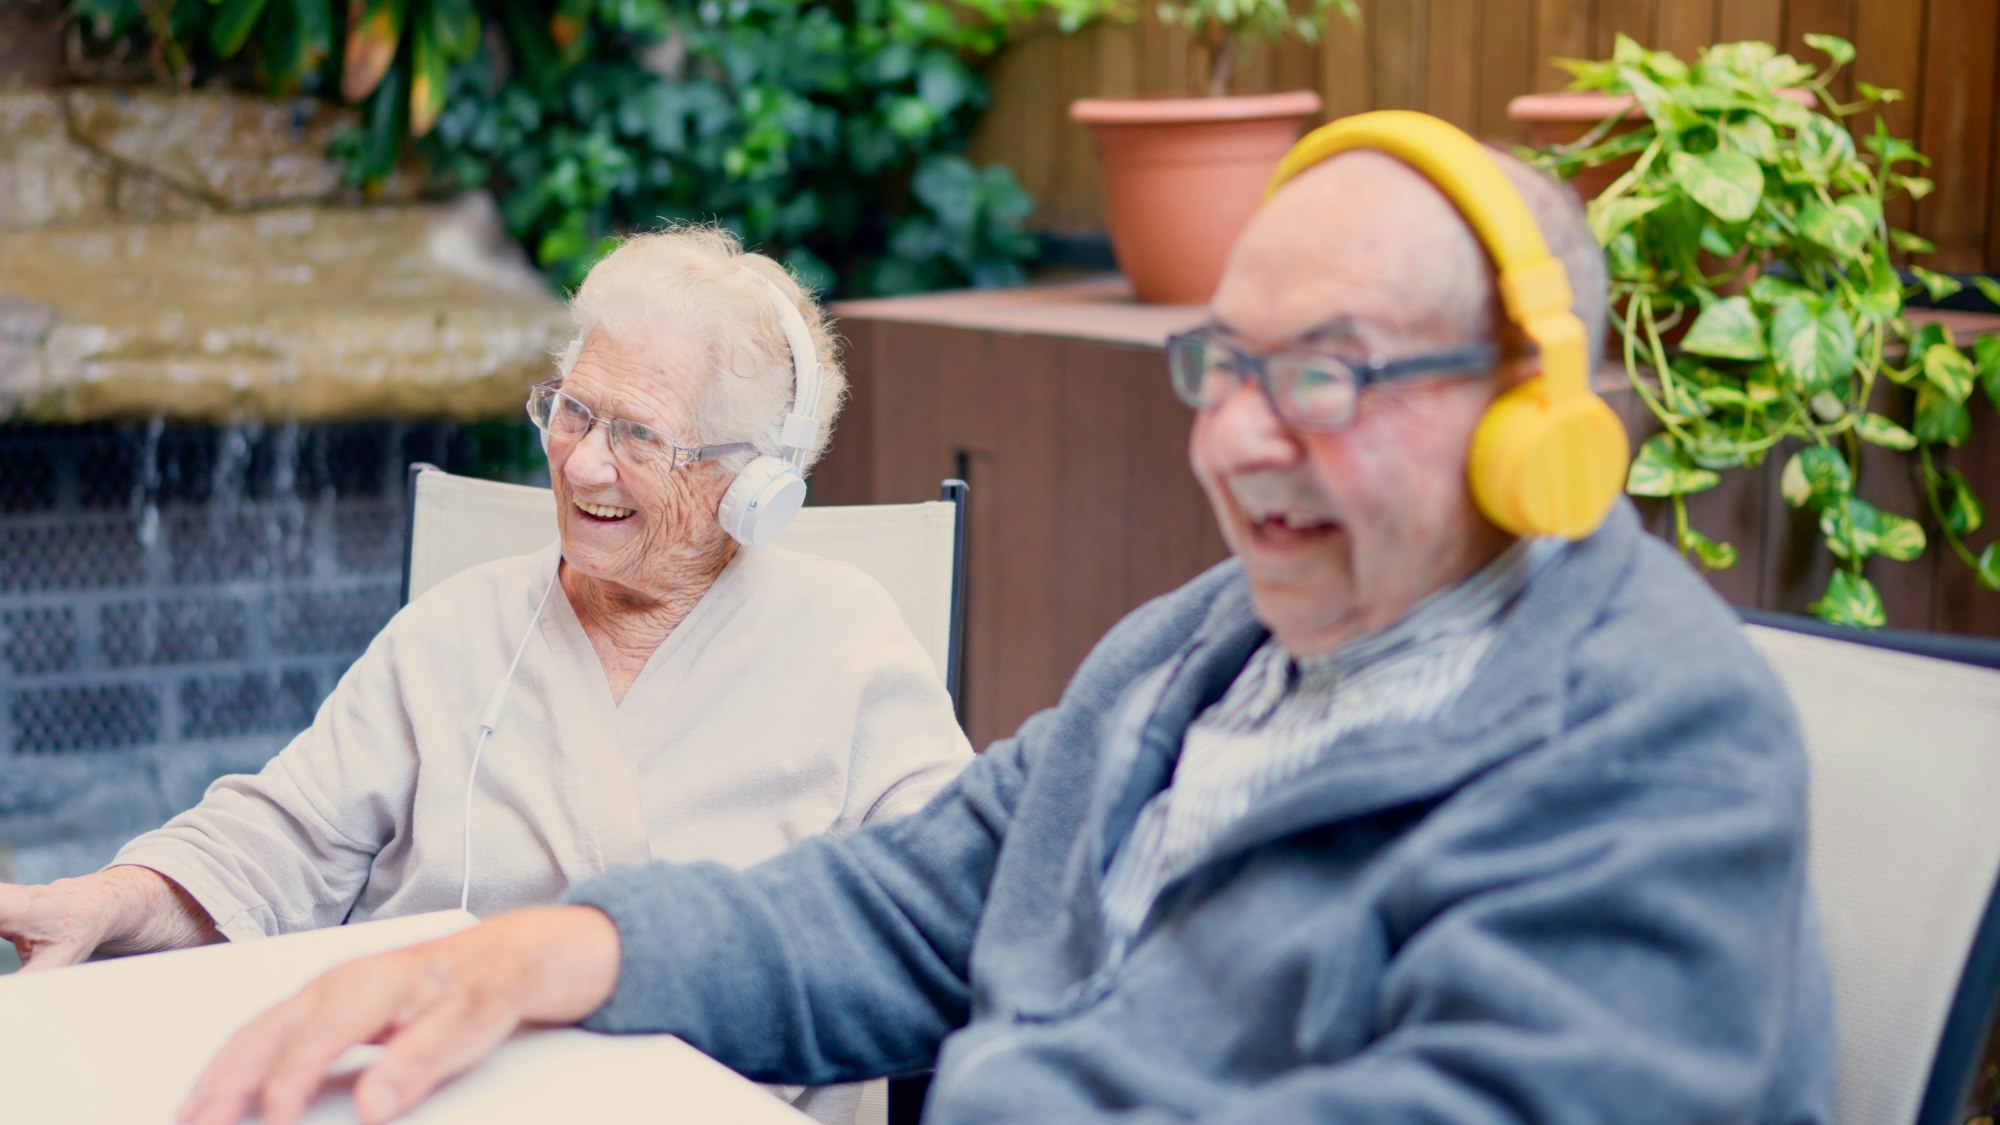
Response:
[1532,35,2000,627]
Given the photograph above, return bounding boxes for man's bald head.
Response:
[1213,147,1605,374]
[1191,142,1607,658]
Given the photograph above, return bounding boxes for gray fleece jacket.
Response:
[564,500,1836,1123]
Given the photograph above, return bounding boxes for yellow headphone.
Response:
[1263,110,1628,541]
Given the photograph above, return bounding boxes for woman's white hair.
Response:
[557,224,846,472]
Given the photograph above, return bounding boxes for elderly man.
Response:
[182,114,1834,1125]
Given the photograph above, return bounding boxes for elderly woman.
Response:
[0,227,970,1119]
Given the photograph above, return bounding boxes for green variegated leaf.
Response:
[1670,149,1764,223]
[1804,32,1854,67]
[1626,434,1720,497]
[1587,196,1667,244]
[1854,412,1917,450]
[1770,303,1856,393]
[1874,510,1927,562]
[1682,296,1768,360]
[1979,543,2000,592]
[1979,334,2000,411]
[1916,385,1972,446]
[1809,570,1886,628]
[1780,445,1851,509]
[1679,526,1739,571]
[1799,196,1880,259]
[1942,469,1985,537]
[1911,266,1963,301]
[1923,343,1977,403]
[1821,498,1883,561]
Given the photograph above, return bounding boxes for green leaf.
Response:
[209,0,271,58]
[1679,526,1739,571]
[1804,32,1855,67]
[1855,412,1918,451]
[1682,296,1768,360]
[1798,196,1881,259]
[1587,196,1666,245]
[1669,149,1765,223]
[1781,445,1853,509]
[1915,385,1972,446]
[1820,500,1877,561]
[1892,230,1938,255]
[1978,543,2000,592]
[1809,570,1886,628]
[1942,469,1985,537]
[1874,510,1927,562]
[1770,303,1856,394]
[1979,334,2000,411]
[1626,434,1721,498]
[1923,343,1977,403]
[1975,277,2000,307]
[1911,266,1963,301]
[1749,274,1813,306]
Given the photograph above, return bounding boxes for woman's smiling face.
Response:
[546,331,739,600]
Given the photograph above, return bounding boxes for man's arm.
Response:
[182,906,621,1125]
[563,711,1042,1082]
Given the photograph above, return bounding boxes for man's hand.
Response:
[0,866,219,971]
[180,905,622,1125]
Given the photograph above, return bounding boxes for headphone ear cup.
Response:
[1469,379,1629,540]
[716,456,807,546]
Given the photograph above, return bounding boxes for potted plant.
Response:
[1054,0,1357,305]
[1529,35,2000,627]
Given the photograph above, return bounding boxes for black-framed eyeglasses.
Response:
[526,382,753,472]
[1165,325,1498,433]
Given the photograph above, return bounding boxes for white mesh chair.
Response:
[401,463,967,702]
[1743,612,2000,1125]
[402,463,968,1125]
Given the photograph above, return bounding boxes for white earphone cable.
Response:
[460,562,562,912]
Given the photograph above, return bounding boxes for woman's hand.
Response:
[180,905,622,1125]
[0,866,218,971]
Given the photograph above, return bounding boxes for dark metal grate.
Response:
[11,684,163,754]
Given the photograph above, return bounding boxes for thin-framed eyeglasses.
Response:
[1165,323,1499,433]
[525,382,753,471]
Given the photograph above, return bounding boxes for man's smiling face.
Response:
[1191,152,1516,659]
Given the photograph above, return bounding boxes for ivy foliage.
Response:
[1534,36,2000,627]
[67,0,1052,296]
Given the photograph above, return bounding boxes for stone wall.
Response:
[0,87,569,424]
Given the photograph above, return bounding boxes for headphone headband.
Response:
[1264,110,1588,404]
[750,274,823,473]
[1257,110,1627,541]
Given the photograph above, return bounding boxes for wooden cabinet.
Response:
[819,280,2000,748]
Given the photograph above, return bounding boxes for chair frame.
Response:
[1744,608,2000,1124]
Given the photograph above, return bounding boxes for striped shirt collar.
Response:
[1286,535,1564,679]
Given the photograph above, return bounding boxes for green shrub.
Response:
[67,0,1050,296]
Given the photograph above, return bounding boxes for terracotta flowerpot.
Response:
[1508,89,1816,204]
[1070,91,1323,306]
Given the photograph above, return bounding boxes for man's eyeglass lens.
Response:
[1167,336,1360,430]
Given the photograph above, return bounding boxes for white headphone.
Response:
[714,276,825,546]
[543,274,825,548]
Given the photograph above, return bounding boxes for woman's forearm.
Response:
[96,865,225,954]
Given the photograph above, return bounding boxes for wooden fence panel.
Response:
[970,0,2000,270]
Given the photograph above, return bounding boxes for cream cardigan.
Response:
[114,537,973,936]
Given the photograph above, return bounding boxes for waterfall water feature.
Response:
[0,415,544,890]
